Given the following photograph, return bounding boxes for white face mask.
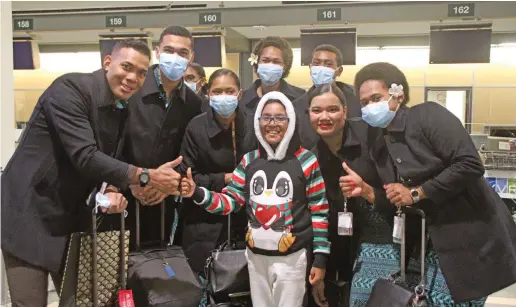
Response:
[185,80,200,93]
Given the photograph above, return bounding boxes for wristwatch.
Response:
[410,188,420,204]
[139,168,150,187]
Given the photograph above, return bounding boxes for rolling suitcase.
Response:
[365,206,428,307]
[127,199,204,307]
[59,182,130,307]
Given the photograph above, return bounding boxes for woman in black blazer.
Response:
[179,68,248,275]
[341,62,516,305]
[306,83,386,307]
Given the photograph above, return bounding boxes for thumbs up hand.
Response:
[180,167,196,198]
[339,162,364,198]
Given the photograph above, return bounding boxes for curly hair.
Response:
[252,36,294,78]
[354,62,410,105]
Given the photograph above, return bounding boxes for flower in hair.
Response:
[388,83,404,98]
[248,53,258,65]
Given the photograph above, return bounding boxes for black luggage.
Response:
[127,200,204,307]
[205,213,251,305]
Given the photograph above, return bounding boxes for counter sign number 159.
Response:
[106,16,127,28]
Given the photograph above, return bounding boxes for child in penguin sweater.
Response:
[181,91,330,307]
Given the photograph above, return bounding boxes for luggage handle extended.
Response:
[135,199,167,251]
[91,182,127,307]
[399,206,426,295]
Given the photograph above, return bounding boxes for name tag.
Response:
[393,215,404,244]
[338,212,353,236]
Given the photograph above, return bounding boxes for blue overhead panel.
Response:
[13,40,39,70]
[300,28,357,66]
[429,23,492,64]
[193,35,223,67]
[98,33,151,66]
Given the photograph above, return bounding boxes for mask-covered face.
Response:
[257,63,283,86]
[310,66,335,86]
[185,80,199,93]
[159,53,189,81]
[209,95,238,118]
[361,97,396,128]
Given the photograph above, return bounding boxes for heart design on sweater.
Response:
[254,204,281,230]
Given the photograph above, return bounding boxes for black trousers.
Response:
[3,251,62,307]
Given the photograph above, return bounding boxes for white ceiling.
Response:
[11,1,280,11]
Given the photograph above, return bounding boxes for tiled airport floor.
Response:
[43,283,516,306]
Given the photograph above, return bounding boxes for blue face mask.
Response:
[185,81,198,93]
[159,53,189,81]
[311,66,335,86]
[257,63,284,86]
[209,95,239,118]
[361,97,396,128]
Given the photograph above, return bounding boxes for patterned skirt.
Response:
[349,242,487,307]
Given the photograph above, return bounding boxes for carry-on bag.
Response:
[365,206,428,307]
[205,213,250,304]
[59,183,130,307]
[127,199,204,307]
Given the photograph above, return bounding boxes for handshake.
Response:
[129,156,197,206]
[129,156,186,206]
[102,156,199,214]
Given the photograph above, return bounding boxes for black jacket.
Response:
[1,69,131,273]
[239,79,305,151]
[370,101,516,302]
[179,106,248,272]
[296,81,362,150]
[123,64,202,248]
[311,120,384,282]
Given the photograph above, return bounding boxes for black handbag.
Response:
[127,200,204,307]
[365,207,428,307]
[59,184,129,307]
[206,214,250,303]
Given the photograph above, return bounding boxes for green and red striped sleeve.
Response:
[195,150,260,215]
[296,148,331,268]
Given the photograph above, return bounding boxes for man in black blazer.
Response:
[1,40,183,306]
[122,26,203,250]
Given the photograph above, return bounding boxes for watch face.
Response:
[141,173,149,183]
[411,189,419,197]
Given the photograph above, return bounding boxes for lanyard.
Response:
[231,120,237,168]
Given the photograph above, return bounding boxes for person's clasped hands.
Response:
[129,156,184,205]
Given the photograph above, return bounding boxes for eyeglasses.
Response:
[259,115,289,125]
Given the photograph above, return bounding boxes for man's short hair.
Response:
[111,39,151,60]
[159,26,193,47]
[312,44,343,67]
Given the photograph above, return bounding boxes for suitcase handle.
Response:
[90,182,128,307]
[135,199,167,250]
[400,206,426,292]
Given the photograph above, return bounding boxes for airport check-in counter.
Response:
[471,125,516,219]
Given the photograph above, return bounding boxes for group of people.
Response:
[2,24,516,307]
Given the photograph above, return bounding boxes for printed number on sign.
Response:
[17,20,30,28]
[204,14,217,23]
[322,10,336,19]
[109,18,123,26]
[453,6,470,15]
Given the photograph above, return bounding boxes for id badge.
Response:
[338,212,353,236]
[393,215,404,244]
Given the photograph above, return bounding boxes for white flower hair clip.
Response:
[248,53,258,65]
[388,83,404,98]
